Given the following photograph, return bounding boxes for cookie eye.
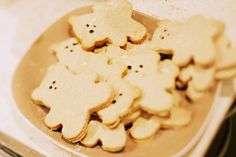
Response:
[49,86,53,89]
[93,25,96,28]
[52,81,56,84]
[70,49,74,52]
[127,65,132,70]
[159,35,165,40]
[86,24,89,27]
[119,93,123,96]
[139,65,143,68]
[54,87,57,90]
[112,100,117,104]
[89,30,94,33]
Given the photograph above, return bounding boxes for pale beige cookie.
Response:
[106,45,178,114]
[129,117,161,141]
[215,67,236,80]
[186,82,206,101]
[50,38,126,81]
[179,65,215,91]
[172,90,182,107]
[150,16,224,66]
[122,110,141,126]
[31,63,113,143]
[98,80,141,126]
[81,121,127,152]
[158,59,179,78]
[215,35,236,70]
[161,107,192,129]
[69,0,147,50]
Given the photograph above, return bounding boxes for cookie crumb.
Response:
[112,100,117,104]
[127,65,132,70]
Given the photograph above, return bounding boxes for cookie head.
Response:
[32,64,66,107]
[69,15,106,50]
[69,0,147,50]
[150,16,224,66]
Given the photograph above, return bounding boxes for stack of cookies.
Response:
[31,0,236,153]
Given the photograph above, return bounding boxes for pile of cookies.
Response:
[31,0,236,153]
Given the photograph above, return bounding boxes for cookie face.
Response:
[31,64,113,142]
[69,0,147,50]
[98,79,141,126]
[106,45,177,114]
[81,121,127,152]
[129,117,161,141]
[150,16,224,66]
[50,38,127,82]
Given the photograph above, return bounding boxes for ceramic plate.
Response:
[12,6,218,157]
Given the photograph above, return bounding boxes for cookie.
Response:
[122,110,141,126]
[158,59,179,78]
[186,82,206,101]
[106,45,178,114]
[31,63,113,142]
[81,121,127,152]
[69,0,147,50]
[50,38,126,81]
[179,65,215,91]
[98,80,141,126]
[215,67,236,80]
[161,107,192,129]
[150,16,224,66]
[129,117,161,141]
[172,90,182,107]
[215,35,236,70]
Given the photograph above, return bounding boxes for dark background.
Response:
[206,101,236,157]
